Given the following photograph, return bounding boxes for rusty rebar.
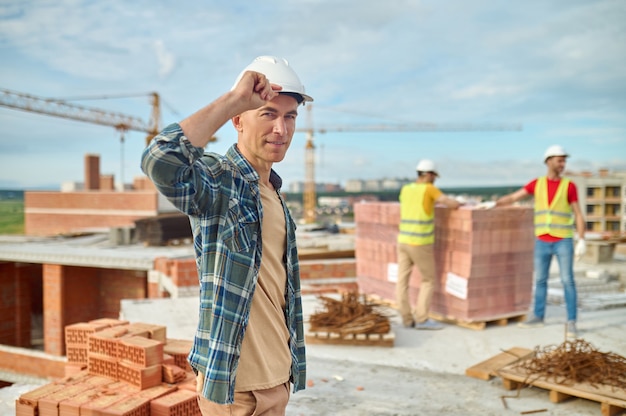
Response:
[308,292,391,335]
[513,339,626,391]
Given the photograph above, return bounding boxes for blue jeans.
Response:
[533,238,577,321]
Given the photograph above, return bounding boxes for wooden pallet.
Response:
[465,347,535,381]
[497,364,626,416]
[429,311,527,330]
[306,330,395,347]
[467,349,626,415]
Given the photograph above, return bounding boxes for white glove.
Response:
[475,201,496,210]
[575,239,586,261]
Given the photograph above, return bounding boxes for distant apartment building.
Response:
[318,196,349,208]
[288,181,342,193]
[570,169,626,234]
[344,179,365,192]
[345,178,410,192]
[381,178,410,190]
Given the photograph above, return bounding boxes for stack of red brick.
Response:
[355,202,535,322]
[16,318,199,416]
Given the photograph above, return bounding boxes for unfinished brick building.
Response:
[0,153,356,383]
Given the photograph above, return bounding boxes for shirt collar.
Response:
[226,144,283,191]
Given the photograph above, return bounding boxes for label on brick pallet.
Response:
[445,272,468,299]
[387,263,398,283]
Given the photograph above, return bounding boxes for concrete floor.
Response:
[2,257,625,416]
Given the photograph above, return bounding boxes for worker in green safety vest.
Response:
[397,159,461,330]
[495,144,586,339]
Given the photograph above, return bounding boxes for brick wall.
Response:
[42,264,147,356]
[99,269,147,318]
[100,174,115,191]
[133,176,157,191]
[0,346,66,379]
[149,256,358,297]
[299,258,357,294]
[24,190,160,236]
[355,202,535,322]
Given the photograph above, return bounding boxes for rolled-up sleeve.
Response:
[141,123,207,215]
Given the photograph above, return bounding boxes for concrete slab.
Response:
[3,258,626,415]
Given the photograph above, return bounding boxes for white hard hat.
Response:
[543,144,569,162]
[416,159,439,176]
[232,56,313,104]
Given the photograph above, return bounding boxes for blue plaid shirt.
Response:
[141,123,306,404]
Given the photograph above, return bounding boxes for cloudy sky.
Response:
[1,0,625,190]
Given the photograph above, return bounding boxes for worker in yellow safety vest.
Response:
[495,145,586,338]
[397,159,461,330]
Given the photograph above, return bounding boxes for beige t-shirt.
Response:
[235,181,291,391]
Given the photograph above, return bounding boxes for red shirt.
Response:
[524,177,578,242]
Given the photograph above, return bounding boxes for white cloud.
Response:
[153,40,176,79]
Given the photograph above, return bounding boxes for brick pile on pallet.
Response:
[16,318,199,416]
[355,202,535,323]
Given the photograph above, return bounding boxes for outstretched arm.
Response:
[436,194,461,209]
[495,187,529,207]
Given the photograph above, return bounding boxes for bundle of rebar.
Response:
[308,292,391,335]
[514,339,626,390]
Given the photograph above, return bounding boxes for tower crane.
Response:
[0,88,161,146]
[0,88,217,186]
[296,104,523,224]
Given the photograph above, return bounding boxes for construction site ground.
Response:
[2,258,626,415]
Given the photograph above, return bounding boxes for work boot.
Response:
[517,315,544,328]
[414,319,444,330]
[566,321,578,338]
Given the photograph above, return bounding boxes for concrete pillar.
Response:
[43,264,65,356]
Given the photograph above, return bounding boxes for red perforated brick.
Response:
[176,376,197,392]
[88,326,129,358]
[135,383,177,400]
[163,339,192,372]
[125,322,167,342]
[67,345,89,365]
[77,388,129,416]
[163,353,175,366]
[58,386,105,416]
[65,362,87,377]
[65,322,111,346]
[89,318,129,328]
[16,382,67,411]
[88,352,118,380]
[117,361,162,390]
[162,364,187,384]
[99,393,151,416]
[37,383,94,416]
[118,336,164,367]
[150,389,200,416]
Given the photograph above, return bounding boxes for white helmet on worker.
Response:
[416,159,439,176]
[543,144,569,162]
[232,56,313,104]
